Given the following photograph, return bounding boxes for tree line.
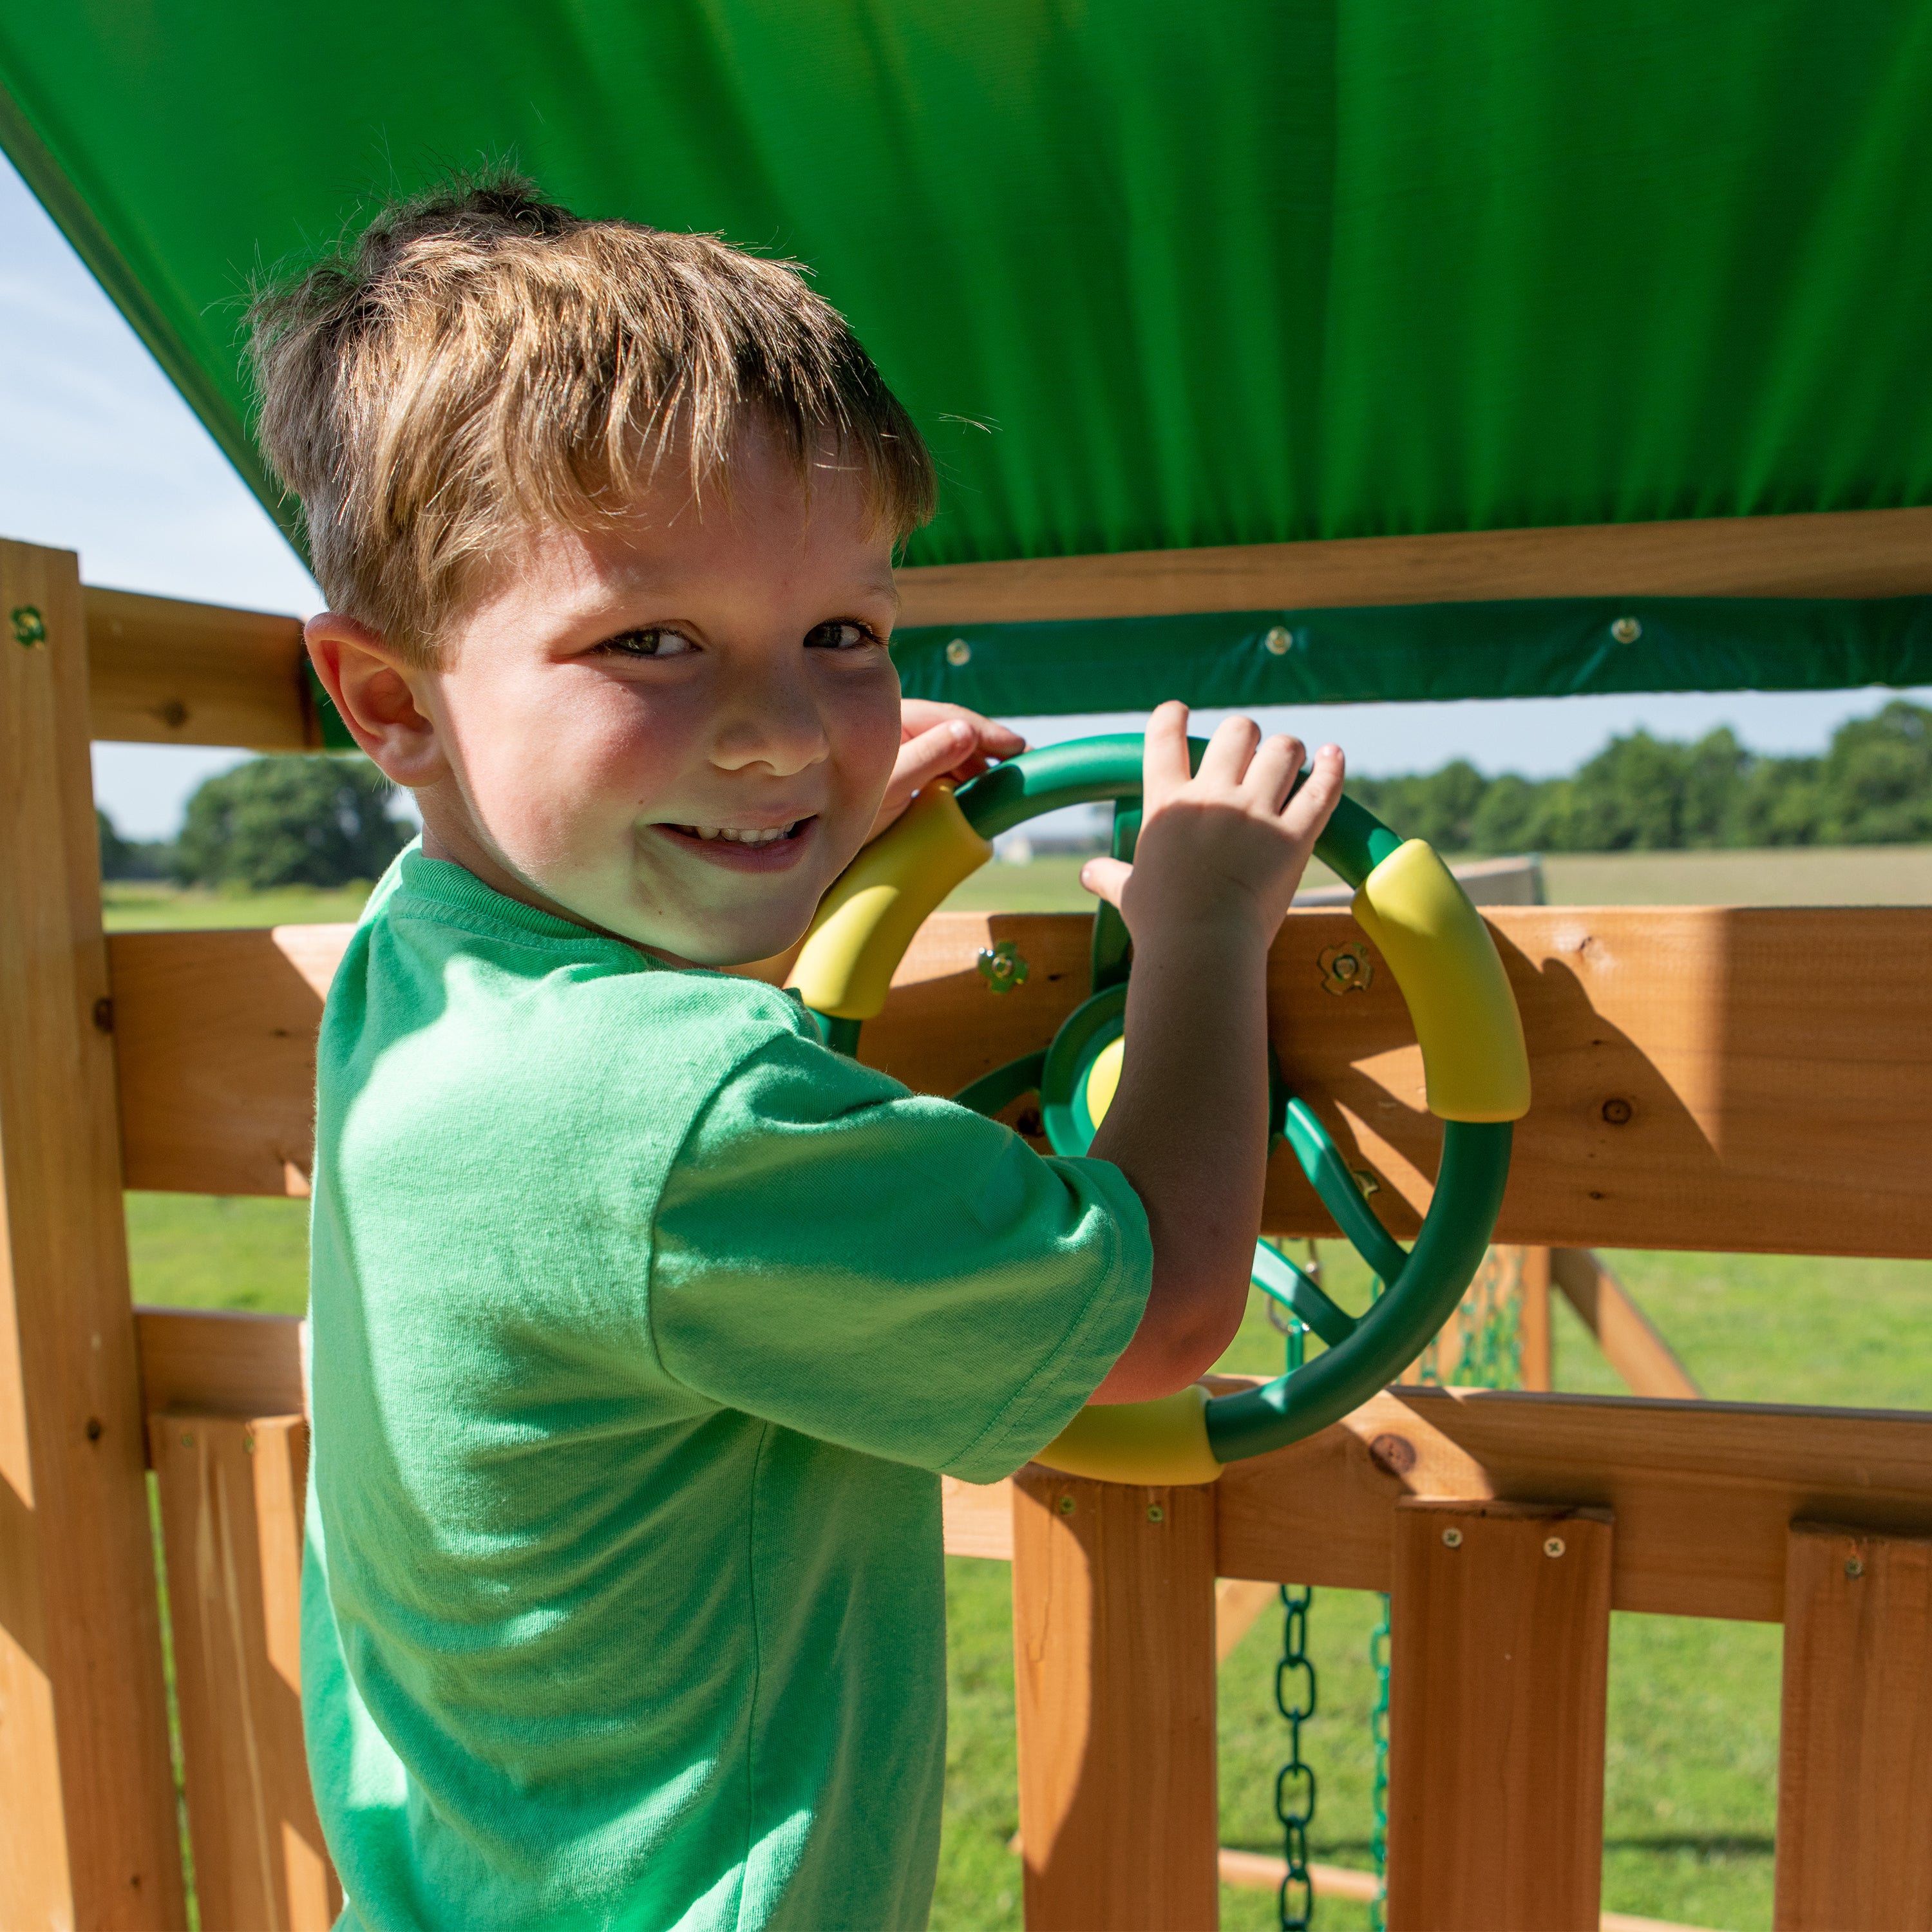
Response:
[99,697,1932,889]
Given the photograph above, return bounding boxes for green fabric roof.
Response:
[5,4,1931,705]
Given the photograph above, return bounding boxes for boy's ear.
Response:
[305,614,448,790]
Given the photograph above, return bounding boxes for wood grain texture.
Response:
[1385,1501,1612,1932]
[1211,1381,1932,1624]
[1011,1470,1219,1931]
[136,1307,307,1421]
[1553,1249,1702,1399]
[895,506,1932,625]
[108,905,1932,1263]
[150,1414,339,1930]
[1519,1247,1553,1391]
[85,586,314,748]
[0,540,187,1926]
[1774,1523,1932,1931]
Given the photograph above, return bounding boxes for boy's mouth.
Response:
[655,816,817,870]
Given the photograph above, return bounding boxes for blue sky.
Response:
[1,153,1924,839]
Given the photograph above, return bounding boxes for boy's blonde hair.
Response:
[249,175,936,659]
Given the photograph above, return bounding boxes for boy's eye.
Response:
[804,620,880,652]
[598,628,694,659]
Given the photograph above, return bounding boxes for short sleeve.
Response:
[649,1027,1151,1482]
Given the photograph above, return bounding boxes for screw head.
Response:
[1611,615,1642,644]
[1147,1504,1165,1523]
[1544,1536,1567,1558]
[180,1433,194,1448]
[1600,1096,1633,1126]
[1441,1526,1464,1548]
[945,637,972,667]
[1846,1557,1865,1580]
[1057,1494,1076,1515]
[1263,625,1293,656]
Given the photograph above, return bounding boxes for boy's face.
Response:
[329,434,904,967]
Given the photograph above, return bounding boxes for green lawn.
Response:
[116,875,1932,1931]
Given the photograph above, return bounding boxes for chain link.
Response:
[1276,1582,1316,1931]
[1367,1593,1391,1932]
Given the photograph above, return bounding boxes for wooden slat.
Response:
[1519,1247,1553,1391]
[895,505,1932,625]
[0,539,187,1926]
[1553,1249,1703,1399]
[1774,1522,1932,1931]
[1209,1381,1932,1624]
[1385,1499,1612,1932]
[1011,1470,1219,1931]
[135,1307,306,1421]
[85,587,314,749]
[149,1413,339,1930]
[112,905,1932,1263]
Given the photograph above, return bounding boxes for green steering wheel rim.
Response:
[806,731,1522,1472]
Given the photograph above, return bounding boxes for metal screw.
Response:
[1611,615,1642,644]
[10,605,46,649]
[1544,1536,1567,1558]
[1441,1526,1463,1548]
[1846,1557,1865,1580]
[1263,625,1293,656]
[1147,1505,1165,1523]
[1057,1495,1075,1515]
[945,637,972,667]
[84,1417,102,1442]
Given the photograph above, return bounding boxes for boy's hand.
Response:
[1079,701,1345,952]
[865,701,1025,843]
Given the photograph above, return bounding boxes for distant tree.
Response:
[175,756,408,889]
[97,808,173,881]
[1818,701,1932,844]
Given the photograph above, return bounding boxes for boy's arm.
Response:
[1081,703,1345,1405]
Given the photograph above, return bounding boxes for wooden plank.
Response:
[108,905,1932,1264]
[895,506,1932,625]
[1011,1470,1219,1930]
[1553,1249,1702,1399]
[150,1413,339,1930]
[1213,1381,1932,1624]
[113,923,343,1196]
[1385,1499,1612,1932]
[1774,1522,1932,1931]
[0,539,187,1926]
[85,586,314,749]
[135,1307,306,1421]
[1519,1247,1553,1392]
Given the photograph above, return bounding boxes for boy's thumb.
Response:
[1079,857,1131,906]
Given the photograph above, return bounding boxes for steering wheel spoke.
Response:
[953,1049,1048,1119]
[1251,1239,1359,1349]
[1280,1097,1410,1288]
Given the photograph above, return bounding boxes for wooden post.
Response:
[1518,1247,1553,1390]
[1385,1499,1612,1932]
[1011,1469,1218,1931]
[1774,1522,1932,1931]
[0,539,187,1926]
[149,1413,339,1931]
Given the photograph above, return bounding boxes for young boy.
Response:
[263,176,1343,1931]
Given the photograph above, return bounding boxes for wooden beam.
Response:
[85,586,314,750]
[0,540,188,1926]
[1552,1250,1702,1400]
[895,505,1932,626]
[1774,1522,1932,1931]
[149,1412,339,1931]
[111,905,1932,1263]
[1010,1470,1219,1930]
[1385,1501,1611,1932]
[135,1307,306,1423]
[1519,1247,1553,1392]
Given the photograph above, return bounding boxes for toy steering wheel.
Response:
[787,734,1530,1485]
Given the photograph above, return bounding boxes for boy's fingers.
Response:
[1079,855,1132,907]
[1283,744,1347,833]
[1198,713,1261,788]
[866,719,978,838]
[1249,733,1306,813]
[1142,701,1192,806]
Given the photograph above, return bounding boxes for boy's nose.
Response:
[710,675,831,777]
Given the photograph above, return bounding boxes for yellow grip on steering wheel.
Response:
[788,785,994,1020]
[1350,839,1531,1123]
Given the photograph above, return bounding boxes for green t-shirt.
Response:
[303,847,1151,1931]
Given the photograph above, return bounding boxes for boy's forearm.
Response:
[1086,927,1271,1401]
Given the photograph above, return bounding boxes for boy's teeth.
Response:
[685,822,795,845]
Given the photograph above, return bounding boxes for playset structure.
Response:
[3,8,1932,1928]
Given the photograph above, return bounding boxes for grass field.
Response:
[113,864,1932,1931]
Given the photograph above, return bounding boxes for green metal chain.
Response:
[1264,1241,1317,1931]
[1367,1591,1390,1932]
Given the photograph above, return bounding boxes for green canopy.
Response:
[5,3,1931,708]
